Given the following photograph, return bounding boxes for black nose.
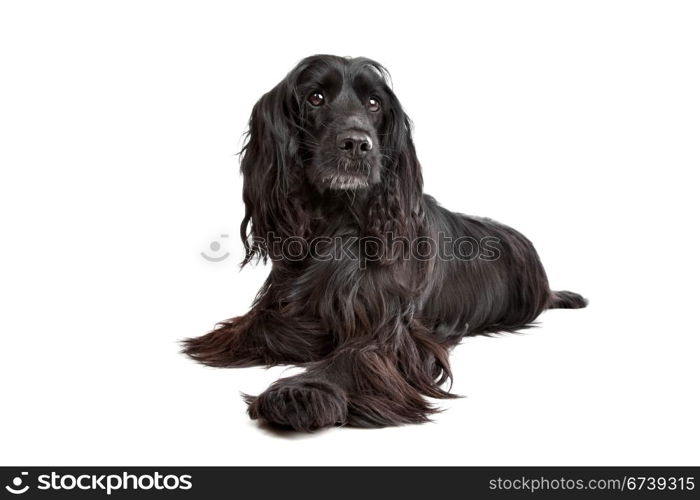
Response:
[337,132,373,158]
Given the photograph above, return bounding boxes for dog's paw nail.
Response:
[246,379,348,432]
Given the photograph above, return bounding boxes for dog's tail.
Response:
[548,290,588,309]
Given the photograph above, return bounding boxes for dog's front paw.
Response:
[245,378,348,432]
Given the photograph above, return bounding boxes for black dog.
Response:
[184,55,587,431]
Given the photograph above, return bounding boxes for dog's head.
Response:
[295,56,388,191]
[240,55,422,263]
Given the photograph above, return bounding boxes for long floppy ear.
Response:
[367,78,426,264]
[385,102,424,220]
[239,74,308,266]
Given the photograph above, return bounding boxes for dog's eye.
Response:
[368,97,381,112]
[307,91,325,107]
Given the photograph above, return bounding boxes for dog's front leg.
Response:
[182,310,268,368]
[182,305,329,368]
[246,320,453,431]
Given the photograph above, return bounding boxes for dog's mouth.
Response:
[321,172,370,190]
[319,158,373,190]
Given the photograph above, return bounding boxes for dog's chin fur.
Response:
[182,54,587,432]
[314,157,376,192]
[322,174,370,191]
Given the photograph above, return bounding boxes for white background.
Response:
[1,0,699,466]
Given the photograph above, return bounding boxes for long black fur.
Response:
[183,55,587,431]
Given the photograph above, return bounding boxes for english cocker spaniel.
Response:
[183,55,587,431]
